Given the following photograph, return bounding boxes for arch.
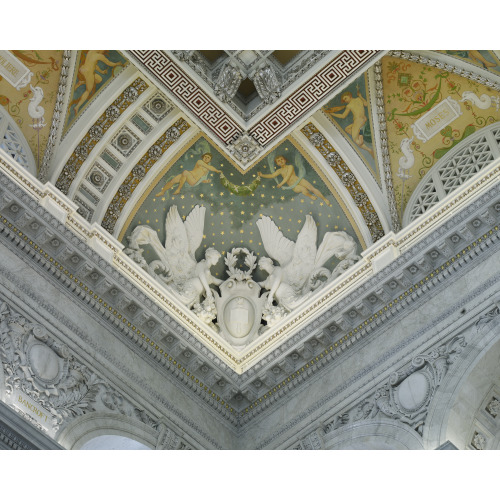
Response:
[80,434,150,450]
[0,106,36,176]
[403,121,500,226]
[323,418,424,450]
[424,312,500,450]
[56,412,158,450]
[0,361,5,401]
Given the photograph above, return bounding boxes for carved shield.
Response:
[214,279,265,347]
[223,297,255,338]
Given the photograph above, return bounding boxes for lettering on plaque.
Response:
[0,51,33,90]
[11,389,51,429]
[410,97,462,143]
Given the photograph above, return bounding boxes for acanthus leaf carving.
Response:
[0,299,164,436]
[214,64,242,103]
[252,64,281,105]
[323,334,467,437]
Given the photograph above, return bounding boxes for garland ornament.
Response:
[219,173,261,196]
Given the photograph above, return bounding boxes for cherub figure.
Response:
[258,257,312,311]
[126,205,222,311]
[256,215,360,312]
[72,51,124,114]
[258,155,332,206]
[447,50,495,69]
[156,153,222,196]
[184,247,223,306]
[325,86,374,156]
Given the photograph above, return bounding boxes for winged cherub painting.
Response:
[125,205,222,313]
[256,215,360,312]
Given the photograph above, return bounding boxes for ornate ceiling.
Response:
[2,48,500,375]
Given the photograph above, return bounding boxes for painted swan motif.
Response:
[397,136,414,180]
[28,85,46,129]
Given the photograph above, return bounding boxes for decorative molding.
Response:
[2,147,500,434]
[101,117,190,233]
[301,122,385,242]
[128,51,243,144]
[471,430,486,450]
[227,132,263,165]
[320,335,467,438]
[0,298,154,434]
[248,51,380,147]
[170,50,330,121]
[127,50,381,154]
[373,60,401,232]
[390,51,500,93]
[55,78,149,195]
[255,266,500,448]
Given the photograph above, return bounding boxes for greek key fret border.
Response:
[129,50,243,143]
[129,50,381,149]
[249,51,380,146]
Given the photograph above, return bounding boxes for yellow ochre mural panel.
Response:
[0,50,63,172]
[382,55,500,217]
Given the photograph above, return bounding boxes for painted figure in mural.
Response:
[325,87,373,156]
[447,50,495,69]
[257,155,332,206]
[72,51,124,114]
[156,153,222,196]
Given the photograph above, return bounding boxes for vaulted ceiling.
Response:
[2,49,500,375]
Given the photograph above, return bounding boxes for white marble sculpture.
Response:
[256,215,360,314]
[125,205,221,322]
[28,85,46,129]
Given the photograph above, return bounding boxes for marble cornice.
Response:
[1,150,500,430]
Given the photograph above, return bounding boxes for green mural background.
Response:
[322,73,381,186]
[120,136,363,281]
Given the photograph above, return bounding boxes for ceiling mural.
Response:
[381,55,500,217]
[63,50,129,135]
[4,48,500,434]
[119,134,364,284]
[322,72,381,186]
[4,48,500,362]
[0,50,63,172]
[439,50,500,75]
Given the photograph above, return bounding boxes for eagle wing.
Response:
[256,216,294,267]
[164,205,196,279]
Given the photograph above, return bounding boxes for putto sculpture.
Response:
[124,205,361,346]
[125,205,221,323]
[256,215,360,324]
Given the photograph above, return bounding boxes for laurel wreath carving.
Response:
[224,247,257,281]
